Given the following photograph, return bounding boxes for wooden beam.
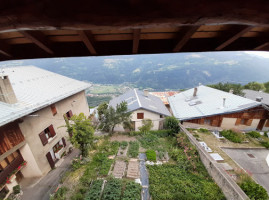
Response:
[215,26,253,50]
[173,26,200,52]
[132,29,140,54]
[20,31,54,54]
[254,42,269,50]
[0,42,12,58]
[78,30,97,55]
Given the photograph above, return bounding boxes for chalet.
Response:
[150,91,179,112]
[168,85,269,131]
[0,66,89,197]
[243,89,269,106]
[109,89,171,131]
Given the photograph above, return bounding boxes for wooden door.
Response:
[46,152,55,169]
[257,119,266,131]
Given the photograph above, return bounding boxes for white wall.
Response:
[19,91,89,175]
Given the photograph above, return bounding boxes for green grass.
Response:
[146,150,157,161]
[220,130,244,143]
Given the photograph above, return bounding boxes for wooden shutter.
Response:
[200,119,204,124]
[265,120,269,127]
[69,110,73,118]
[246,119,253,126]
[46,152,55,169]
[137,113,144,119]
[39,131,48,146]
[50,104,57,116]
[235,118,241,125]
[48,125,56,137]
[62,137,66,147]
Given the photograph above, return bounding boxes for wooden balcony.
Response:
[0,153,24,185]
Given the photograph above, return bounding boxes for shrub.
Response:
[198,128,210,134]
[102,178,122,200]
[122,181,141,200]
[246,131,260,138]
[129,131,142,136]
[71,159,82,170]
[148,130,173,137]
[264,132,268,138]
[220,130,243,143]
[261,141,269,148]
[146,150,157,161]
[50,187,68,200]
[71,193,84,200]
[85,179,103,200]
[139,133,159,149]
[139,119,153,133]
[239,177,268,200]
[13,185,20,195]
[164,116,180,134]
[120,141,128,149]
[128,141,139,158]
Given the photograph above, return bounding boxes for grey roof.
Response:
[109,89,171,116]
[243,89,269,105]
[0,66,89,127]
[168,85,262,121]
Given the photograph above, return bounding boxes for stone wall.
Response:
[179,124,249,200]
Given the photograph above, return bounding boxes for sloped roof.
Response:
[168,85,261,120]
[150,91,179,105]
[243,89,269,105]
[0,66,89,127]
[109,89,171,116]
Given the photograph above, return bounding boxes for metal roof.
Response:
[150,91,179,105]
[168,85,261,120]
[109,89,171,116]
[0,66,89,127]
[243,89,269,106]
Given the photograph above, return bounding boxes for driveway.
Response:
[21,149,79,200]
[222,147,269,194]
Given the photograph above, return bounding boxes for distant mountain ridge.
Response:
[0,51,269,90]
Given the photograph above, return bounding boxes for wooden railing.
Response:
[0,154,24,185]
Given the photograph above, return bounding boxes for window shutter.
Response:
[50,105,57,116]
[39,131,48,146]
[137,113,144,119]
[246,119,253,126]
[46,152,55,169]
[235,118,241,125]
[265,120,269,127]
[62,137,66,147]
[48,125,56,137]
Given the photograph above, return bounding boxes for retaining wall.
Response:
[179,124,249,200]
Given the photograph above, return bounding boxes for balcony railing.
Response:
[0,154,24,185]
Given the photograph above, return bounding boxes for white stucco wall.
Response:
[114,109,164,132]
[19,91,89,176]
[221,118,260,131]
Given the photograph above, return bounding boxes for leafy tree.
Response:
[164,116,180,135]
[208,82,244,96]
[97,102,108,121]
[139,119,153,133]
[244,81,265,91]
[67,113,95,157]
[99,101,132,134]
[264,81,269,93]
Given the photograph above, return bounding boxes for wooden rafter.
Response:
[215,26,253,50]
[20,31,54,54]
[78,30,97,55]
[173,26,200,52]
[254,42,269,50]
[132,29,140,54]
[0,41,12,58]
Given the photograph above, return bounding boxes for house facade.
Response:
[0,66,89,197]
[168,85,269,131]
[109,89,171,132]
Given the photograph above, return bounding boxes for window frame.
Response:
[137,113,144,119]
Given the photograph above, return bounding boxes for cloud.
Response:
[214,60,238,65]
[185,53,203,59]
[103,58,134,68]
[202,70,211,77]
[133,68,141,73]
[244,51,269,58]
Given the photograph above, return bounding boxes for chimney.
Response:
[223,97,226,107]
[229,89,234,94]
[256,97,263,102]
[144,89,149,97]
[193,87,198,97]
[0,76,17,104]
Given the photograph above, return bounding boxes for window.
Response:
[204,119,211,125]
[50,104,57,116]
[39,125,56,146]
[240,119,246,125]
[65,110,73,120]
[137,113,144,119]
[160,115,164,118]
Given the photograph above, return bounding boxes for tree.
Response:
[139,119,153,134]
[263,81,269,93]
[208,82,244,96]
[244,82,265,91]
[97,102,108,121]
[99,101,132,134]
[66,113,95,157]
[164,116,180,135]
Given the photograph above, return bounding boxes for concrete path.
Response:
[21,149,80,200]
[139,153,149,200]
[222,147,269,194]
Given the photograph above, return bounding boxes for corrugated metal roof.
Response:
[109,89,171,116]
[168,85,261,120]
[0,66,89,126]
[243,89,269,105]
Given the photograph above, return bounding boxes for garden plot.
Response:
[126,159,140,179]
[117,141,128,157]
[112,160,127,178]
